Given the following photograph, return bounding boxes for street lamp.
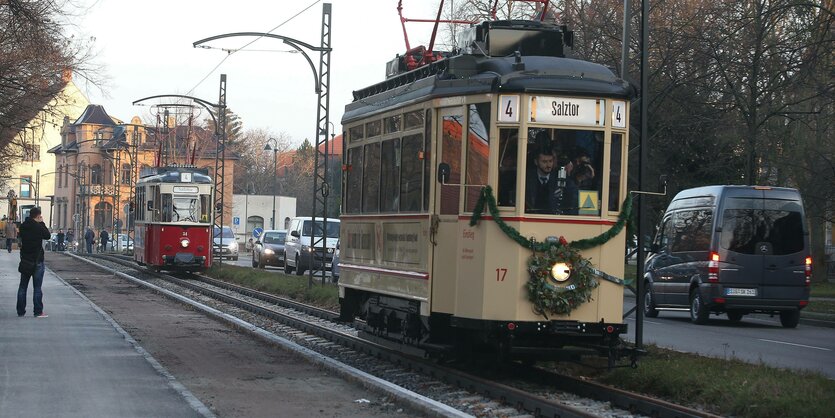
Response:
[264,138,279,230]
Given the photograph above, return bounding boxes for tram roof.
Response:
[137,165,212,185]
[344,54,634,124]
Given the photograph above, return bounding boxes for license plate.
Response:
[325,263,332,268]
[725,288,757,297]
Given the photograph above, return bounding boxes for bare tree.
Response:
[0,0,102,159]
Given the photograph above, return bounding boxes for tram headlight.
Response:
[180,238,190,248]
[551,262,571,282]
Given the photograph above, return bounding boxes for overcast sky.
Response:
[74,0,443,146]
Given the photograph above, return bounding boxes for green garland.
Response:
[469,186,633,316]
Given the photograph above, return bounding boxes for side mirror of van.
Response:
[290,230,300,238]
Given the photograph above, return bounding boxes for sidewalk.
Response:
[0,250,211,418]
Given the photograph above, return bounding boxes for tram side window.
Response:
[465,103,491,212]
[497,129,518,206]
[608,133,623,212]
[362,142,381,213]
[345,148,363,214]
[200,194,211,222]
[161,194,173,222]
[400,133,423,212]
[135,187,146,221]
[525,128,604,216]
[423,109,432,211]
[380,138,400,212]
[440,113,463,215]
[152,185,161,221]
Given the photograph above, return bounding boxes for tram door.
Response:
[431,107,464,314]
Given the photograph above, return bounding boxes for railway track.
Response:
[73,253,718,418]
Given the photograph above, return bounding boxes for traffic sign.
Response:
[252,227,263,238]
[233,216,240,226]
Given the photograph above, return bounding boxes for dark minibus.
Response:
[644,185,811,327]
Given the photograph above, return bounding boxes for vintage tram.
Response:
[133,165,214,272]
[337,15,636,363]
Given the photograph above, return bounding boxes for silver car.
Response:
[213,226,239,261]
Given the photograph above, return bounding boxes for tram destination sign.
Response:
[529,96,605,127]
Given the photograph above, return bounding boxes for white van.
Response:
[283,217,340,276]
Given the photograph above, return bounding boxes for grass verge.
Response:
[207,265,339,310]
[207,264,835,418]
[600,345,835,418]
[811,281,835,298]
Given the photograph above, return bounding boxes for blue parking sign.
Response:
[233,216,240,226]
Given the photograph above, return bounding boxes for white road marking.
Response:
[758,339,831,351]
[625,318,663,325]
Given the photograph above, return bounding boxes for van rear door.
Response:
[718,190,806,299]
[759,195,807,299]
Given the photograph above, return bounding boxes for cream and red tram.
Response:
[134,165,213,271]
[338,20,635,362]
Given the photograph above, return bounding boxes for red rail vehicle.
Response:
[133,165,214,272]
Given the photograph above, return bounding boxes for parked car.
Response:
[213,226,239,261]
[252,230,287,268]
[643,185,810,327]
[112,234,133,251]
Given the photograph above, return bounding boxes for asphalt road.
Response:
[220,252,336,279]
[622,296,835,379]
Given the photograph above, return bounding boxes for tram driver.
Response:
[525,131,566,214]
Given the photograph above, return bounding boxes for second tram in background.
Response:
[337,7,635,363]
[134,165,214,272]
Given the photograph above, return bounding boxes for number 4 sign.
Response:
[498,95,520,123]
[612,100,627,128]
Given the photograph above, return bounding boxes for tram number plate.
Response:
[725,288,757,297]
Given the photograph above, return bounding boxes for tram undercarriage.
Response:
[341,288,637,366]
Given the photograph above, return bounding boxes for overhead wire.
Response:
[186,0,322,96]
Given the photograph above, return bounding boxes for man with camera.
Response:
[17,207,51,318]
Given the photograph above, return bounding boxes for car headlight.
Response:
[302,245,312,253]
[229,241,238,250]
[264,248,274,255]
[180,238,190,248]
[551,262,571,282]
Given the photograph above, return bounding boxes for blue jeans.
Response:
[17,261,45,316]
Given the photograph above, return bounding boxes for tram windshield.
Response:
[172,196,199,222]
[523,127,604,216]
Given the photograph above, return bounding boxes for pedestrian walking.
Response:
[84,228,95,254]
[56,229,65,251]
[17,207,50,318]
[99,228,110,252]
[66,229,75,251]
[4,219,17,253]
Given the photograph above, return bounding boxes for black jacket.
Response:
[19,216,50,262]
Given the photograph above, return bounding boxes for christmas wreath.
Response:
[526,238,598,317]
[470,186,632,317]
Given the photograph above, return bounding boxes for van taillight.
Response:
[708,252,720,283]
[805,257,812,285]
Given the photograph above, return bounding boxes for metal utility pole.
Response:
[635,0,650,350]
[311,3,333,287]
[214,75,228,266]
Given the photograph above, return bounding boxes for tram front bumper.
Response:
[164,253,206,268]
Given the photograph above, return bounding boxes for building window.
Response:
[121,164,132,185]
[94,131,104,147]
[94,201,113,229]
[20,176,32,198]
[90,164,102,185]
